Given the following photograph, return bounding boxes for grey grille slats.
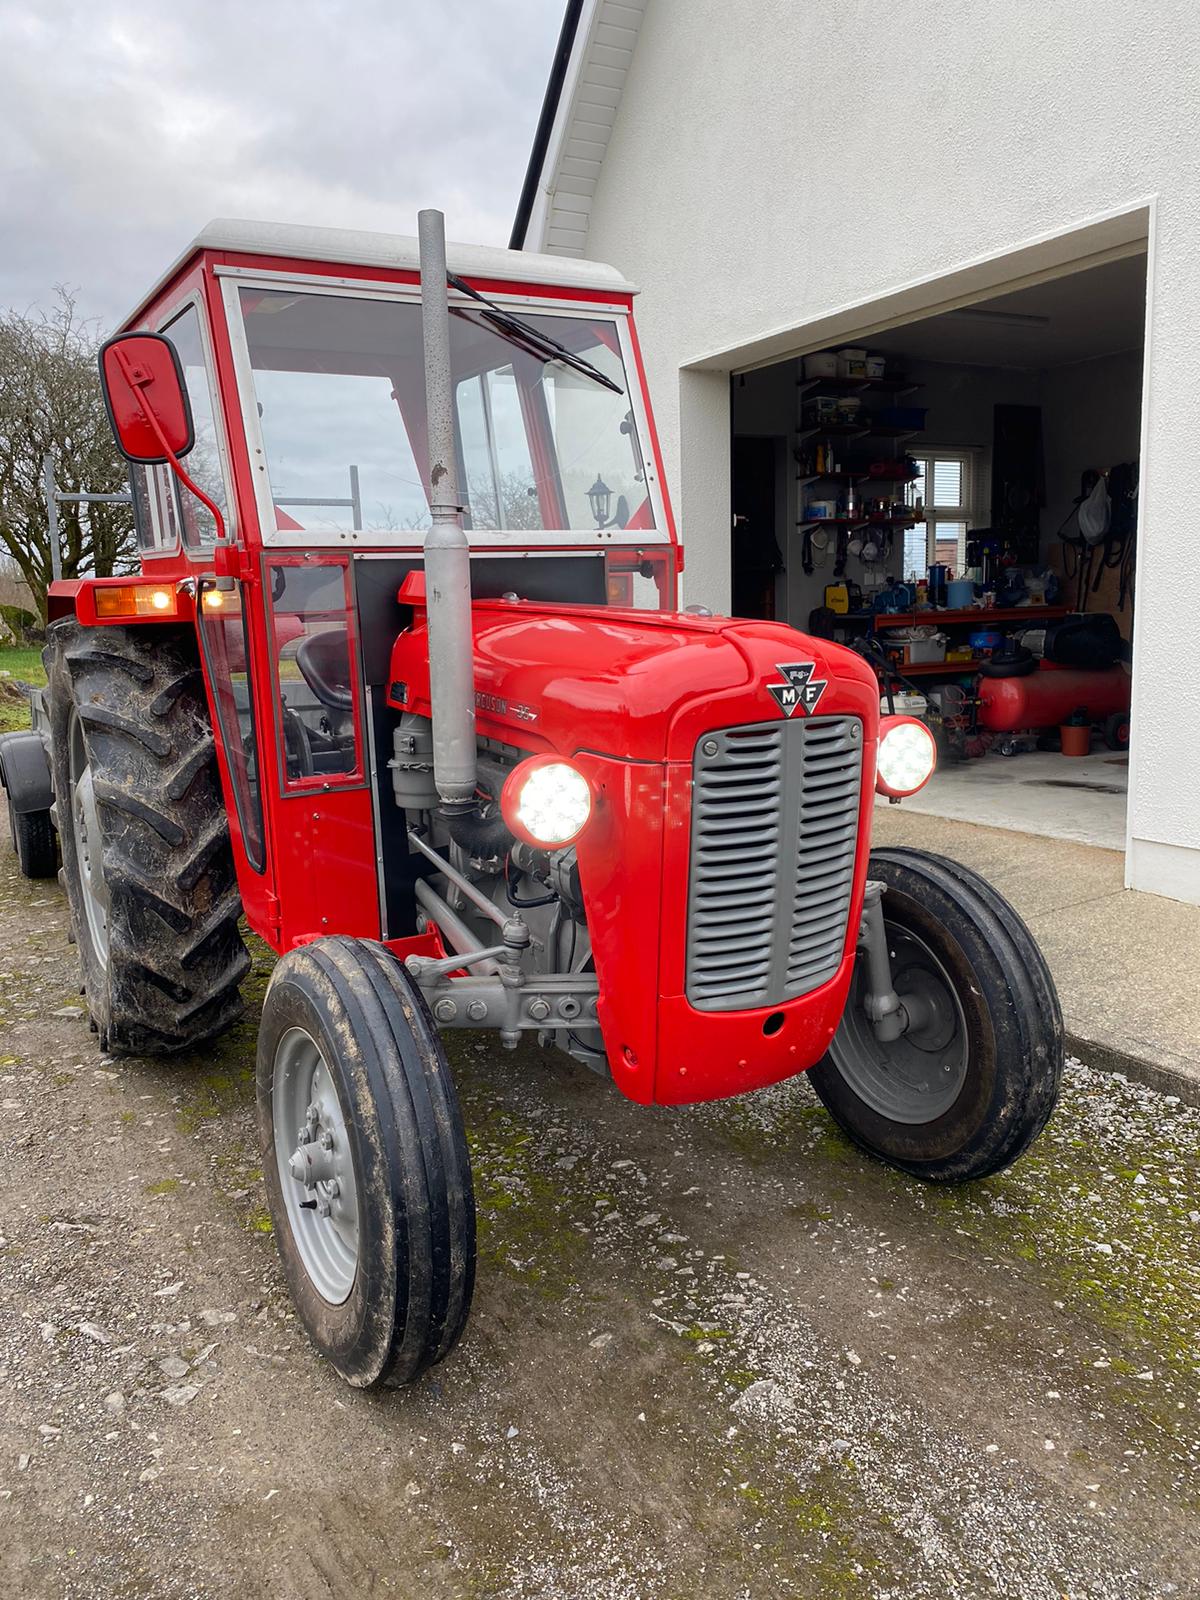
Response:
[686,716,862,1011]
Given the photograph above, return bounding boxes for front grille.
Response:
[685,717,862,1011]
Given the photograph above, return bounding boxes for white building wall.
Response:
[574,0,1200,901]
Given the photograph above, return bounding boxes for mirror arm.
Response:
[111,345,229,545]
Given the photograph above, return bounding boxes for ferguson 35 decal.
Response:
[766,661,827,717]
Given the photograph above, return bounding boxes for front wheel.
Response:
[256,937,475,1388]
[808,848,1062,1182]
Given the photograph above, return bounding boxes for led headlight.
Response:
[501,756,593,848]
[876,715,937,799]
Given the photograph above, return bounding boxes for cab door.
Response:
[195,576,280,943]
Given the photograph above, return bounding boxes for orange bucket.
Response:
[1059,723,1091,757]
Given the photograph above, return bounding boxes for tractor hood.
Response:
[386,596,880,762]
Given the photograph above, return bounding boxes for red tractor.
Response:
[0,213,1061,1388]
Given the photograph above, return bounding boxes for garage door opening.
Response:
[730,248,1146,853]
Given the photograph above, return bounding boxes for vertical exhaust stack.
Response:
[418,208,477,814]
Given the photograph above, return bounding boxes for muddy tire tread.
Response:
[44,619,249,1056]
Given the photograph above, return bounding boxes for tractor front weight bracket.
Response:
[405,959,601,1046]
[405,829,599,1047]
[857,880,931,1045]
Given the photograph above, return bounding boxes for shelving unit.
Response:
[835,604,1072,683]
[794,369,925,559]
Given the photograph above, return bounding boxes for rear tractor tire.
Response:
[256,938,476,1387]
[809,847,1062,1182]
[44,620,249,1056]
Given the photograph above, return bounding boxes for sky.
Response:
[0,0,564,327]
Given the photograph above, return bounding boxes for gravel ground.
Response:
[1,797,1198,1599]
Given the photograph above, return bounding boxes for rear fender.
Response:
[0,730,53,814]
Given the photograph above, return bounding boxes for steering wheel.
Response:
[295,629,354,712]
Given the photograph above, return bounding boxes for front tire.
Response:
[256,937,476,1388]
[44,620,249,1055]
[809,848,1062,1182]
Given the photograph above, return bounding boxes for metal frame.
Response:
[404,831,599,1049]
[216,269,671,552]
[42,456,134,582]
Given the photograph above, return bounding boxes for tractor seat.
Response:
[295,628,354,712]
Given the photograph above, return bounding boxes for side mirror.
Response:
[99,332,195,465]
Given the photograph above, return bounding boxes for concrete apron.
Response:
[871,805,1200,1106]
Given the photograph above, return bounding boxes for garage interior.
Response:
[730,250,1146,853]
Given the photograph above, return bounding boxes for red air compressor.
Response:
[977,661,1131,747]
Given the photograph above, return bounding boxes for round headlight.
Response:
[876,715,937,798]
[501,756,593,848]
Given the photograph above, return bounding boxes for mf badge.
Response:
[767,661,827,718]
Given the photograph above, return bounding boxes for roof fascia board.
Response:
[522,0,601,252]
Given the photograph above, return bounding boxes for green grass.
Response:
[0,646,46,734]
[0,646,47,687]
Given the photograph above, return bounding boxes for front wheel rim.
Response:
[68,709,110,968]
[272,1026,361,1305]
[829,921,970,1124]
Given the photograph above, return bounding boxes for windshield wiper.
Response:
[447,273,624,395]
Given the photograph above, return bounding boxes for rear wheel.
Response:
[256,937,476,1388]
[44,620,249,1055]
[809,848,1062,1181]
[1103,710,1130,751]
[8,800,57,879]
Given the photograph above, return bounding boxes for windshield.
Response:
[236,287,654,537]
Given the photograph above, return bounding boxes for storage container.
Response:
[865,355,886,379]
[803,350,839,379]
[837,347,868,377]
[946,578,976,608]
[805,500,837,520]
[902,639,946,664]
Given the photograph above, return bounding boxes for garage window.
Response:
[903,448,979,576]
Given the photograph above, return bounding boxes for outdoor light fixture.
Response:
[875,715,937,799]
[501,755,594,848]
[587,475,612,527]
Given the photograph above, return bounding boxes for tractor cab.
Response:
[76,220,681,963]
[7,214,1063,1391]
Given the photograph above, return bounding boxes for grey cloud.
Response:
[0,0,561,325]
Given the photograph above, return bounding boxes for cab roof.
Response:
[124,217,637,329]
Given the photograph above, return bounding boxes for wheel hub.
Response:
[830,923,970,1125]
[272,1029,360,1303]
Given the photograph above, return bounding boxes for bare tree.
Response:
[0,289,136,622]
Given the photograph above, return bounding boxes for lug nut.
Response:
[317,1198,331,1218]
[319,1130,333,1151]
[433,997,457,1023]
[326,1178,340,1198]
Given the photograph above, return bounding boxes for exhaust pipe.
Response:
[418,208,476,814]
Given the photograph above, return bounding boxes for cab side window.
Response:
[267,561,361,789]
[160,303,230,548]
[129,463,184,554]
